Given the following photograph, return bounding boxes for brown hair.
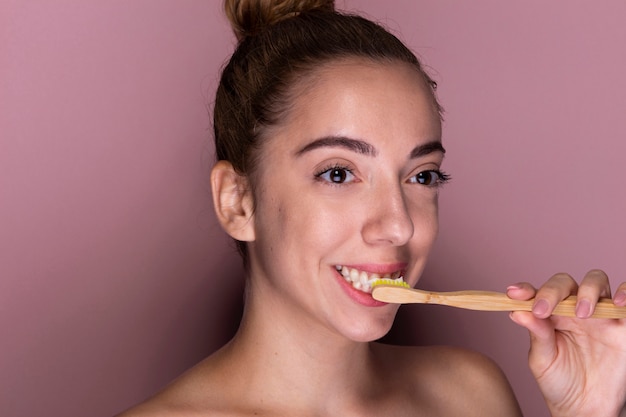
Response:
[214,0,442,262]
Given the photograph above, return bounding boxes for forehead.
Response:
[279,59,442,142]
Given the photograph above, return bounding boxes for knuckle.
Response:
[579,269,612,298]
[535,285,563,301]
[553,272,575,283]
[536,273,578,300]
[585,268,608,282]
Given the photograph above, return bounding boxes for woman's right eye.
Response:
[315,167,355,184]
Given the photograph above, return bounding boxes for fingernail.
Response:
[532,299,550,317]
[614,291,626,305]
[506,283,523,291]
[576,299,592,318]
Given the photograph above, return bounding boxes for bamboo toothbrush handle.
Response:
[372,286,626,319]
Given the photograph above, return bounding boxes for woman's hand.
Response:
[507,270,626,417]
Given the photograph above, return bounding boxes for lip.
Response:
[340,263,408,275]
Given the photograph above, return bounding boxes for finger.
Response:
[614,282,626,307]
[576,269,611,318]
[509,311,557,375]
[533,273,578,319]
[506,281,537,301]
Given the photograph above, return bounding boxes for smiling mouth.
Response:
[335,265,405,294]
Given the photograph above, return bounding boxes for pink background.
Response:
[2,1,625,416]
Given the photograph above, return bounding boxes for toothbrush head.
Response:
[370,278,410,289]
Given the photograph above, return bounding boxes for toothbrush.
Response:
[370,279,626,319]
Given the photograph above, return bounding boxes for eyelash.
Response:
[408,170,451,187]
[314,164,356,185]
[314,164,451,187]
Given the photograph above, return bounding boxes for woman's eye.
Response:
[316,167,355,184]
[409,170,450,186]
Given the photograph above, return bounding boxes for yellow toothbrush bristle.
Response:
[371,279,410,288]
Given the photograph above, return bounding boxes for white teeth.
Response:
[350,268,359,283]
[359,271,369,286]
[336,266,405,294]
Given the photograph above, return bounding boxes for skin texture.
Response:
[117,60,626,416]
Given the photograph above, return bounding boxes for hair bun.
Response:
[225,0,335,41]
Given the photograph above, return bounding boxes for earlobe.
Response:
[210,160,255,242]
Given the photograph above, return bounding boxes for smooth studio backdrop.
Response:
[2,1,625,416]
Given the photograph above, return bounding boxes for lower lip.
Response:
[334,269,388,307]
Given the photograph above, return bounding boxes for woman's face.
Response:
[246,59,444,342]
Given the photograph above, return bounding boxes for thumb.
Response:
[509,311,558,374]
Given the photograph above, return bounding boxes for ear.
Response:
[210,160,255,242]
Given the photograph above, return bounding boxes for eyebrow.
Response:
[295,136,377,157]
[295,135,446,159]
[410,141,446,158]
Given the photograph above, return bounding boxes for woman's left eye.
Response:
[408,170,450,186]
[316,166,355,184]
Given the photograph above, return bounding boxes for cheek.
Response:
[253,190,311,244]
[410,196,440,243]
[257,188,355,255]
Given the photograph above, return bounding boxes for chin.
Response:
[341,316,396,343]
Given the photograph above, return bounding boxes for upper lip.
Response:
[337,263,408,275]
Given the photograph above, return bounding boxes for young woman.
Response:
[118,1,626,415]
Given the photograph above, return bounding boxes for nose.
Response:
[361,183,415,246]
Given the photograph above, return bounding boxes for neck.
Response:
[219,281,378,412]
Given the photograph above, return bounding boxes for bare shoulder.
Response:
[114,387,201,417]
[372,343,522,417]
[114,356,229,417]
[115,401,174,417]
